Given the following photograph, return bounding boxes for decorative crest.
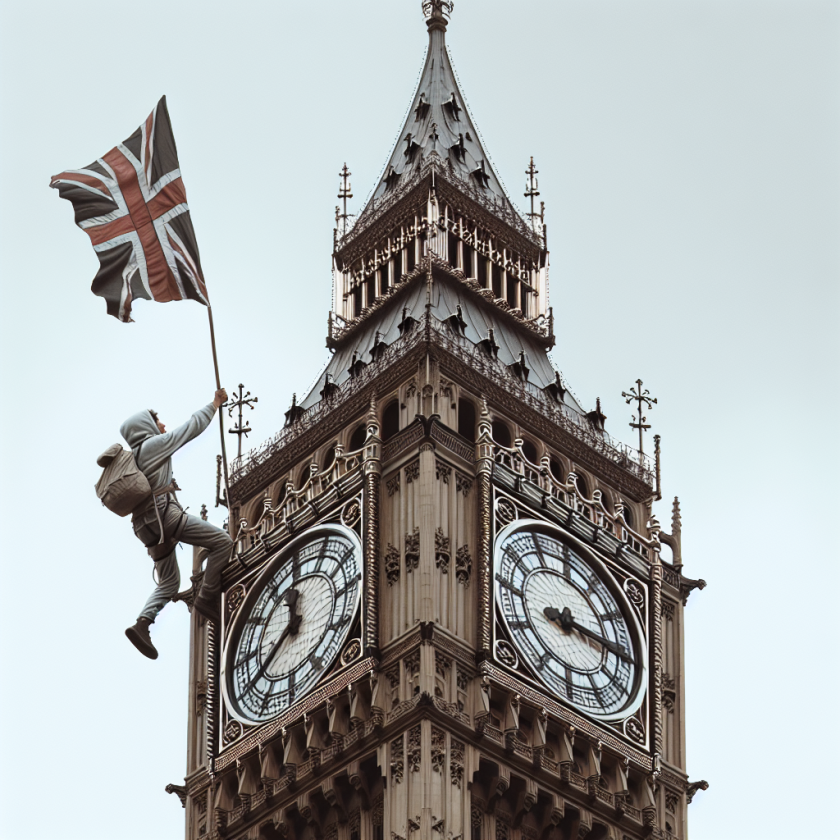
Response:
[621,379,657,455]
[225,383,259,460]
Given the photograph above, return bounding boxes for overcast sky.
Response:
[1,1,837,838]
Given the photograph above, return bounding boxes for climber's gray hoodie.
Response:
[120,404,216,497]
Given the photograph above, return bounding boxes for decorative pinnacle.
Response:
[337,163,353,238]
[525,156,541,231]
[672,496,682,534]
[366,394,378,429]
[621,378,657,455]
[224,383,259,460]
[423,0,453,30]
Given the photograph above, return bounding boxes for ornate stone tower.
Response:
[176,4,707,838]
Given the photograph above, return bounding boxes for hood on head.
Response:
[121,409,160,450]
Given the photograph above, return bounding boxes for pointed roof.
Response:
[352,2,524,230]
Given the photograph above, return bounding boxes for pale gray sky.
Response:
[1,1,837,837]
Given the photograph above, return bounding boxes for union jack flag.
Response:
[50,96,208,322]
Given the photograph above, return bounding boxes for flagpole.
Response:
[207,305,231,510]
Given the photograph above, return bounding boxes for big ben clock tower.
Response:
[174,3,707,838]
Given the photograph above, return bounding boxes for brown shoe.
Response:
[125,617,158,660]
[192,594,220,625]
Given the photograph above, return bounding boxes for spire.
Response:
[357,0,516,222]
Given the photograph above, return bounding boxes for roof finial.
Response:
[337,163,353,238]
[525,156,541,232]
[423,0,453,32]
[621,378,657,455]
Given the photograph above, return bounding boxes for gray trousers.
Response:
[133,502,233,622]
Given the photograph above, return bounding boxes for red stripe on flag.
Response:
[86,213,136,246]
[147,178,187,219]
[50,170,112,196]
[102,148,180,302]
[167,230,209,302]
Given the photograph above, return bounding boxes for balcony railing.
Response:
[492,443,657,559]
[231,442,366,561]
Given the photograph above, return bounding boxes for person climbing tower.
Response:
[121,389,232,659]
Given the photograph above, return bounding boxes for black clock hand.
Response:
[283,588,302,636]
[245,589,301,690]
[543,606,634,664]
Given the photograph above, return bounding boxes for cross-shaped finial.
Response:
[524,156,542,233]
[225,383,259,460]
[621,379,657,454]
[337,163,353,237]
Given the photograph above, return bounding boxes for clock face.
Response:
[495,520,645,721]
[222,524,361,724]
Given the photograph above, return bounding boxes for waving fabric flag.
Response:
[50,96,208,322]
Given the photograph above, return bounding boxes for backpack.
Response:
[95,442,151,517]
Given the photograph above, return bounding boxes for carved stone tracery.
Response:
[431,726,445,774]
[384,543,401,585]
[435,527,451,572]
[407,725,422,773]
[405,528,420,572]
[663,672,676,713]
[391,734,405,783]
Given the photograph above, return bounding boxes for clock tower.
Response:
[174,3,707,838]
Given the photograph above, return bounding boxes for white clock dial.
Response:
[495,519,646,721]
[222,524,361,723]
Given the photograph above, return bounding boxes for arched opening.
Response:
[297,464,311,488]
[448,231,459,269]
[458,398,476,442]
[348,423,366,452]
[575,473,589,499]
[381,399,400,441]
[322,444,336,471]
[492,263,503,298]
[521,438,538,464]
[491,420,512,448]
[622,505,634,530]
[463,245,473,278]
[549,458,563,483]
